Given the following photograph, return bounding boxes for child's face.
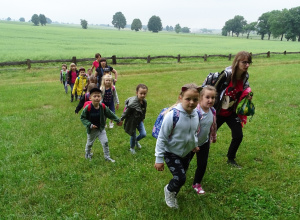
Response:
[87,69,92,75]
[100,61,106,67]
[179,89,199,114]
[80,71,85,76]
[104,79,112,86]
[90,92,102,105]
[71,66,76,71]
[136,88,148,102]
[62,66,67,71]
[200,90,216,110]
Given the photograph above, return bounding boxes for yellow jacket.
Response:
[72,75,87,96]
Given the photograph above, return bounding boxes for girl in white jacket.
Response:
[154,83,201,209]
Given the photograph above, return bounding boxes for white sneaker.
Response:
[109,122,114,128]
[130,148,136,154]
[164,184,178,209]
[106,157,115,163]
[85,152,93,160]
[136,141,142,149]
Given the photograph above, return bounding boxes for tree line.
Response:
[222,6,300,41]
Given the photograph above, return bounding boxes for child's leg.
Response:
[97,129,112,160]
[136,121,146,142]
[63,81,68,93]
[130,130,137,149]
[85,130,98,157]
[193,142,210,185]
[164,151,192,194]
[70,83,74,101]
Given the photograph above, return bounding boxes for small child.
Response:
[95,58,118,88]
[80,88,123,162]
[75,83,98,114]
[59,64,68,94]
[100,75,119,128]
[154,83,201,209]
[91,53,101,73]
[72,67,88,101]
[120,84,148,154]
[191,85,217,195]
[87,68,93,79]
[103,68,116,85]
[67,63,79,102]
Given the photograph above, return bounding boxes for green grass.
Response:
[1,21,300,63]
[0,55,299,219]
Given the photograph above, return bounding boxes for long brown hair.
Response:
[231,51,252,87]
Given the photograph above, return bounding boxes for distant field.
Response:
[0,21,299,63]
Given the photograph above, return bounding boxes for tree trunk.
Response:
[247,33,249,39]
[280,34,283,41]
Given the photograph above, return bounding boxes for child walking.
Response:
[154,83,201,209]
[67,63,79,102]
[120,84,148,154]
[100,75,120,128]
[191,85,217,194]
[80,88,122,162]
[75,83,97,114]
[59,64,68,94]
[72,67,87,101]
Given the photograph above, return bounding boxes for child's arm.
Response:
[60,71,62,82]
[80,107,92,129]
[103,105,121,124]
[75,96,85,114]
[113,87,119,110]
[72,78,78,95]
[112,69,118,82]
[120,106,133,122]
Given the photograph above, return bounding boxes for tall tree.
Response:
[231,15,247,37]
[269,10,287,41]
[175,24,181,33]
[243,22,257,39]
[39,14,47,26]
[31,14,39,26]
[169,26,174,31]
[257,12,272,40]
[80,19,88,29]
[222,19,234,36]
[181,27,190,33]
[46,17,52,24]
[6,17,12,21]
[285,6,300,41]
[166,25,170,31]
[131,18,142,31]
[112,12,126,30]
[19,17,25,22]
[147,15,162,33]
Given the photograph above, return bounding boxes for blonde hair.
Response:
[100,74,113,91]
[200,85,217,100]
[69,63,76,70]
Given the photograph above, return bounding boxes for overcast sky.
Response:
[1,0,299,30]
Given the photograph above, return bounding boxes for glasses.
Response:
[241,61,252,65]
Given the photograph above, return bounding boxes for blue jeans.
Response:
[130,122,146,148]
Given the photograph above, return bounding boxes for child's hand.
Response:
[92,125,98,129]
[192,147,200,153]
[117,121,123,126]
[116,104,119,110]
[155,163,164,171]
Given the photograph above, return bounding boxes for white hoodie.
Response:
[155,103,199,163]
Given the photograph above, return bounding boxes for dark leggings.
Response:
[217,113,243,160]
[164,151,192,194]
[191,141,210,185]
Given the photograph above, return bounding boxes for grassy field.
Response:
[0,21,300,63]
[0,55,299,219]
[0,21,300,219]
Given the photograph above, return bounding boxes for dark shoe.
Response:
[227,159,242,169]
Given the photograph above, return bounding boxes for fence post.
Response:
[204,54,207,61]
[228,54,232,61]
[147,55,151,63]
[177,54,181,63]
[112,55,117,65]
[267,51,270,58]
[72,56,77,64]
[26,59,31,69]
[284,50,286,55]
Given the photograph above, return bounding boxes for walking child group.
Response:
[59,51,254,209]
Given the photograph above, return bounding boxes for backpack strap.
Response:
[101,103,106,110]
[87,102,105,112]
[169,108,180,138]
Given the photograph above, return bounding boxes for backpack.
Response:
[202,70,231,92]
[152,107,202,139]
[84,102,106,111]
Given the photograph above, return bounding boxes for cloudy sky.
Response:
[1,0,299,29]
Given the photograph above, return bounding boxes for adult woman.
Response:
[95,58,118,88]
[215,51,253,168]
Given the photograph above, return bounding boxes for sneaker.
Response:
[227,159,242,169]
[109,122,114,128]
[85,152,93,160]
[192,183,205,194]
[105,157,115,163]
[164,184,178,209]
[130,148,136,154]
[105,124,108,128]
[136,141,142,149]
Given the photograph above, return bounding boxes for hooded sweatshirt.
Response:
[155,103,199,163]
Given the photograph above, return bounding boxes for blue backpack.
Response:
[152,107,202,139]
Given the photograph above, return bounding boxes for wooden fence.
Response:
[0,51,299,69]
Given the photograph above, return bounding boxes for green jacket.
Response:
[80,103,121,134]
[120,96,147,136]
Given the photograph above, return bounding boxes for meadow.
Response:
[0,21,299,219]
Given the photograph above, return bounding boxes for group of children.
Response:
[59,55,219,210]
